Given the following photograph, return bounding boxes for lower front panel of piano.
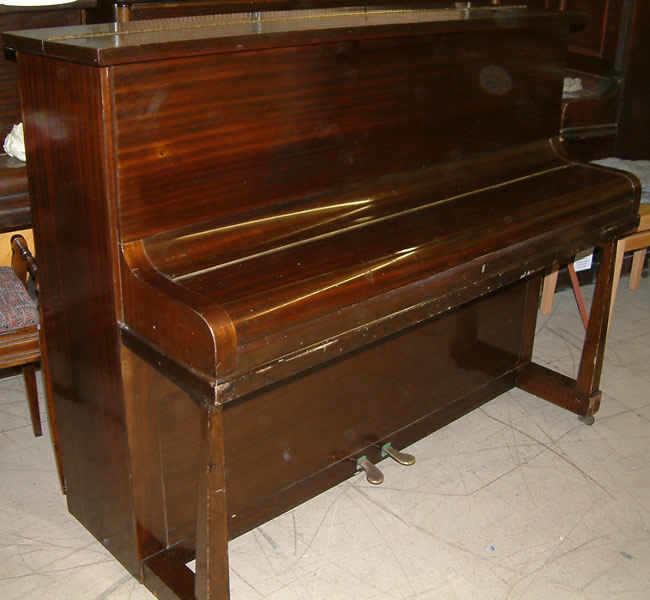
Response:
[124,279,528,573]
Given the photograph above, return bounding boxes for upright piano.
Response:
[4,7,640,599]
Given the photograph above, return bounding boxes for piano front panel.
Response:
[113,22,568,241]
[124,280,526,549]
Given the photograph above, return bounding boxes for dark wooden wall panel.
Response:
[615,0,650,158]
[563,0,623,65]
[531,0,625,76]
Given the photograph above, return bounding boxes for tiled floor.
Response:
[1,281,649,599]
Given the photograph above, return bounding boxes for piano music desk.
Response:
[4,8,640,599]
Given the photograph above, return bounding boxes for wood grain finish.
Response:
[112,27,565,241]
[90,0,649,162]
[121,283,525,550]
[17,53,141,576]
[10,9,640,599]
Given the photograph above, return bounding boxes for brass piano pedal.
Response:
[356,456,384,485]
[380,442,416,466]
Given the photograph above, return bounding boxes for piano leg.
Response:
[195,405,230,599]
[516,240,617,419]
[575,239,616,399]
[123,342,230,599]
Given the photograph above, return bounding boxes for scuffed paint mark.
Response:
[283,339,340,362]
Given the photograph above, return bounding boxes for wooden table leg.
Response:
[195,405,230,600]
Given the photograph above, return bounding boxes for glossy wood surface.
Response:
[4,7,585,66]
[18,53,142,576]
[12,8,640,599]
[111,24,566,241]
[0,326,39,368]
[102,13,637,396]
[122,283,524,550]
[87,0,646,161]
[140,152,635,371]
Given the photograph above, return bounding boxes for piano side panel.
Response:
[18,54,142,576]
[124,281,526,551]
[113,24,569,241]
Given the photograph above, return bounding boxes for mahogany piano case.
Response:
[4,7,640,598]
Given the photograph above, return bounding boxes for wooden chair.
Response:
[0,235,66,491]
[611,204,650,312]
[541,204,650,321]
[0,234,41,436]
[541,260,590,329]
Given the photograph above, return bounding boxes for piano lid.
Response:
[3,6,586,66]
